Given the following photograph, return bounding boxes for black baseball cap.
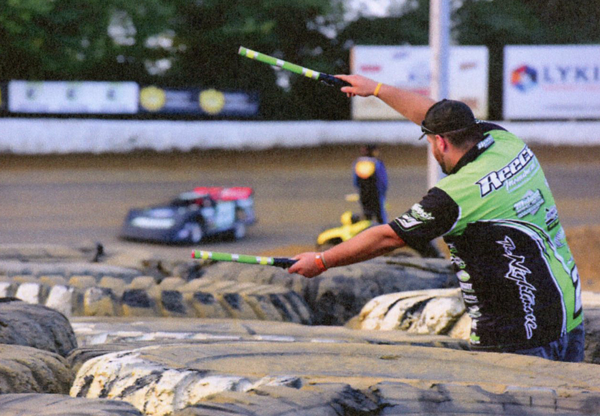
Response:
[419,99,477,140]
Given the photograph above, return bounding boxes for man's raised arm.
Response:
[336,74,435,125]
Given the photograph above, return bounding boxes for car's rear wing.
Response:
[193,186,253,201]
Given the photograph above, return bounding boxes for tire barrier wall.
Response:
[197,256,457,326]
[0,271,313,325]
[3,275,600,414]
[0,248,456,326]
[4,301,600,415]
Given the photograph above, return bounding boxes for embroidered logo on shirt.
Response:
[497,235,538,340]
[513,189,544,218]
[395,214,422,229]
[395,204,434,230]
[410,203,435,221]
[476,146,535,197]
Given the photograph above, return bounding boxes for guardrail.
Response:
[1,119,599,154]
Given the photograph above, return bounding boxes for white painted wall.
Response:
[1,118,599,154]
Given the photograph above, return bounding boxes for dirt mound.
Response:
[566,225,600,292]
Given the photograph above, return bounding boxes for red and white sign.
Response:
[350,45,489,120]
[503,45,600,120]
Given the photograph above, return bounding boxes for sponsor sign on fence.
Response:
[503,45,600,120]
[8,81,139,114]
[139,86,259,117]
[350,45,489,120]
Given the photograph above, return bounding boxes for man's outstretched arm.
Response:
[288,224,405,278]
[336,74,435,125]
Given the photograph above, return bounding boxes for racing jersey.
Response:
[389,122,583,351]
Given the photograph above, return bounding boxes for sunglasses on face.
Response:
[418,120,480,140]
[418,122,437,140]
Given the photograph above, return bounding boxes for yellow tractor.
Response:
[316,193,372,250]
[316,210,372,251]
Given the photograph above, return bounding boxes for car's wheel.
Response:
[182,222,203,244]
[232,222,246,240]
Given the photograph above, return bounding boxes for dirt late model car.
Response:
[119,187,256,244]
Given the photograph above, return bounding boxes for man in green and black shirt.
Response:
[289,74,584,362]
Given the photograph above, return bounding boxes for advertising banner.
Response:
[8,81,139,114]
[350,45,489,120]
[503,45,600,120]
[138,86,259,117]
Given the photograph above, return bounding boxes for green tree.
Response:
[163,0,348,119]
[338,0,429,47]
[520,0,600,43]
[0,0,172,81]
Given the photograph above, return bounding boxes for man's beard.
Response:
[436,153,449,174]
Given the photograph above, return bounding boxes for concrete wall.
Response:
[1,118,599,154]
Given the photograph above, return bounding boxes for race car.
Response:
[119,186,256,244]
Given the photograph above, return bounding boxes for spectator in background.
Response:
[353,144,388,224]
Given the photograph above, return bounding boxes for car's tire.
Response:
[182,222,203,244]
[232,222,246,240]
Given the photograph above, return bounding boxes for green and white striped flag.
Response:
[238,46,349,87]
[192,250,297,269]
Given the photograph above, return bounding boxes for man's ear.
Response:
[435,135,449,151]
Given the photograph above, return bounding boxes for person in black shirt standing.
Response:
[353,144,388,224]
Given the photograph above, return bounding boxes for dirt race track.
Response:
[1,143,600,289]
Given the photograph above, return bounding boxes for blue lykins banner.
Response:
[504,45,600,120]
[139,86,259,117]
